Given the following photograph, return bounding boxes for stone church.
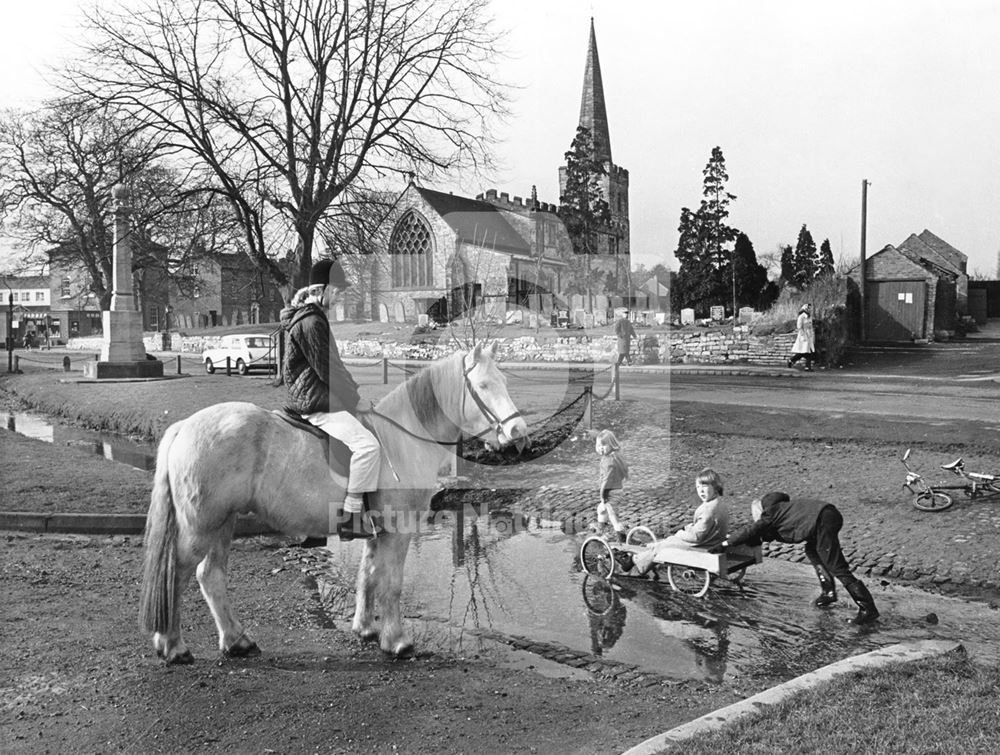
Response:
[365,20,631,324]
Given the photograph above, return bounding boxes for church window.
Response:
[390,211,433,288]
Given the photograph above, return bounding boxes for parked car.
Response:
[202,333,276,375]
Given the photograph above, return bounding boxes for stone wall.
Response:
[64,327,799,366]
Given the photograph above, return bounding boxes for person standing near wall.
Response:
[614,313,637,366]
[787,303,816,371]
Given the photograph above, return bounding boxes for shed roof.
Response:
[896,234,958,280]
[916,230,967,274]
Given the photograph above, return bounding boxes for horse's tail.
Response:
[139,421,183,635]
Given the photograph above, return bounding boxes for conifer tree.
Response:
[558,126,612,307]
[793,224,817,288]
[732,232,769,309]
[673,146,739,314]
[818,238,835,278]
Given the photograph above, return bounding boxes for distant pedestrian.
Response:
[614,314,636,366]
[787,303,815,371]
[714,492,879,624]
[592,429,629,542]
[22,332,35,350]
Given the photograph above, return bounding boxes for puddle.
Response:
[316,510,1000,683]
[1,411,157,471]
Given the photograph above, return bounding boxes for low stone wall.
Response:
[667,327,796,366]
[64,327,801,366]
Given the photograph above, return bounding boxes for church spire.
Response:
[578,18,612,164]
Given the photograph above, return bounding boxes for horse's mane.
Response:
[375,351,465,434]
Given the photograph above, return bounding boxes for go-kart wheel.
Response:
[626,525,656,548]
[580,536,616,579]
[913,491,952,512]
[667,564,711,597]
[205,359,215,374]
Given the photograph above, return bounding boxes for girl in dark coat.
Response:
[718,491,879,624]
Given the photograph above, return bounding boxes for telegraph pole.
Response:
[860,179,870,342]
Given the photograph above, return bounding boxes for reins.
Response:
[359,357,521,448]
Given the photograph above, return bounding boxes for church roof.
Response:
[578,18,612,164]
[416,187,530,255]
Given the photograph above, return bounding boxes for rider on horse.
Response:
[280,257,380,541]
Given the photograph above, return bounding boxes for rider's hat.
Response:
[309,258,350,289]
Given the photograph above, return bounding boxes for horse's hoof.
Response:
[165,650,195,665]
[384,641,414,658]
[224,640,261,658]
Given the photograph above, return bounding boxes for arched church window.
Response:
[389,211,434,288]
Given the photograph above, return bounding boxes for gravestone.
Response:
[680,308,695,325]
[333,303,345,322]
[583,313,595,329]
[83,185,163,379]
[595,309,608,326]
[527,313,539,329]
[710,305,725,322]
[738,306,755,323]
[379,303,390,323]
[417,313,429,327]
[393,302,405,323]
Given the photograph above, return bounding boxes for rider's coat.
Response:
[280,302,360,415]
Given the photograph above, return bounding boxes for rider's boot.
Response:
[813,565,838,607]
[846,580,880,625]
[337,494,377,541]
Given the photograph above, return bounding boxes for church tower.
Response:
[559,19,631,280]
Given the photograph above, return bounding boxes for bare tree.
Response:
[322,186,401,319]
[70,0,508,301]
[0,99,161,308]
[0,98,238,308]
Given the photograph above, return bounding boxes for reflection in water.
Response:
[319,506,999,684]
[1,411,157,471]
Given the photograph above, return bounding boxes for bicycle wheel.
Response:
[913,490,953,512]
[580,536,616,579]
[667,564,711,597]
[626,525,656,548]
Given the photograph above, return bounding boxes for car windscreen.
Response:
[245,338,270,348]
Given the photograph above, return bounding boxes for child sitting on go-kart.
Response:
[631,468,730,575]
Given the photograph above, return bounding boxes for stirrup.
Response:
[337,510,378,541]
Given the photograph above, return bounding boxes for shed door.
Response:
[867,280,925,341]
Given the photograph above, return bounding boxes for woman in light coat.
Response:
[787,303,816,371]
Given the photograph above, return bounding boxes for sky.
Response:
[2,0,1000,277]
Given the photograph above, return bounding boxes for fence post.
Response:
[176,354,182,375]
[63,356,71,372]
[226,356,231,376]
[13,355,20,373]
[584,386,593,429]
[614,363,620,401]
[382,357,389,385]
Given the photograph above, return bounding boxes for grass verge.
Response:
[681,652,1000,754]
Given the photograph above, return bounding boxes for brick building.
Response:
[851,229,968,341]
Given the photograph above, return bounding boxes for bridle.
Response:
[459,360,522,444]
[363,357,522,448]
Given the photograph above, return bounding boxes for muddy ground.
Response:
[2,377,999,753]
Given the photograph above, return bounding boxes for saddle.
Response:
[272,408,362,478]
